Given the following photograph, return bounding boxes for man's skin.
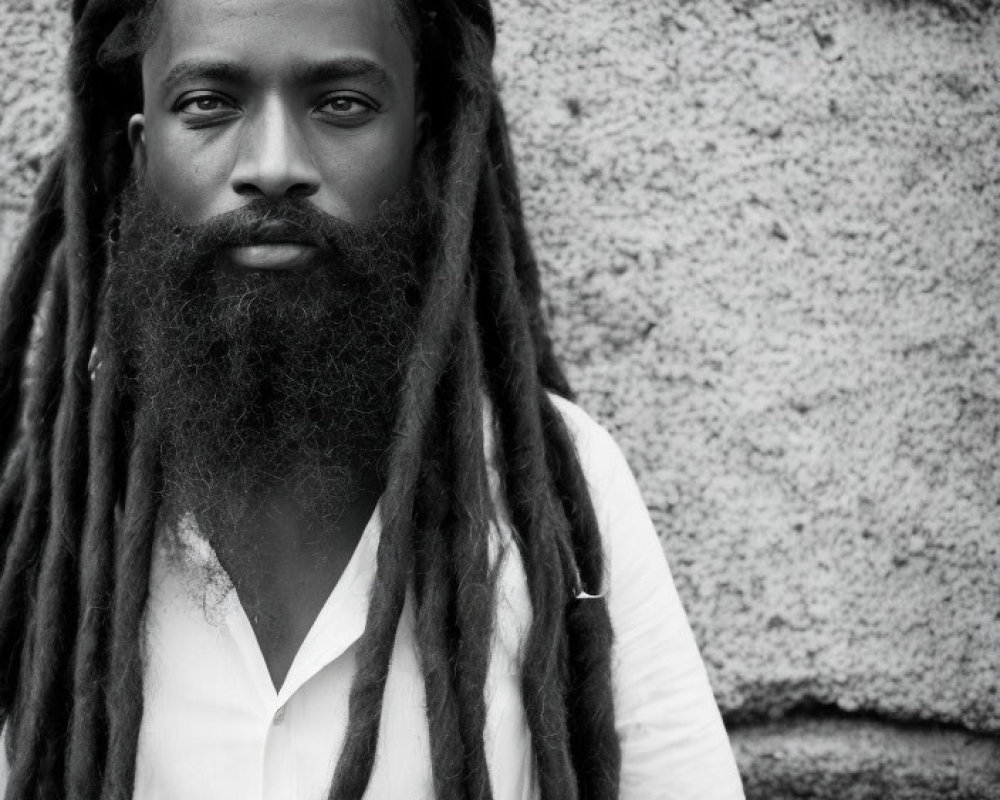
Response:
[126,0,425,691]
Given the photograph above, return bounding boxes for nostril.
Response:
[287,182,319,198]
[233,180,265,198]
[231,178,318,199]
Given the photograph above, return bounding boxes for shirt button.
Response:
[273,706,286,725]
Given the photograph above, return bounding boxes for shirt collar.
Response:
[153,503,383,704]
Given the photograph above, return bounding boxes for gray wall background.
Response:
[2,0,999,796]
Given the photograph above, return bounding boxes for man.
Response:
[0,0,745,797]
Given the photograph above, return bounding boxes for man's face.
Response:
[128,0,421,242]
[113,0,427,539]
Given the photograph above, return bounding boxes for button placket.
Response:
[263,700,296,799]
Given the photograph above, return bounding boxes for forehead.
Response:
[144,0,409,82]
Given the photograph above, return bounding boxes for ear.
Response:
[413,77,429,149]
[127,113,147,172]
[415,108,430,150]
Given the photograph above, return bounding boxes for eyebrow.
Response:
[292,58,391,89]
[159,57,392,95]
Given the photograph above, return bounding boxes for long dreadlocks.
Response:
[0,0,621,797]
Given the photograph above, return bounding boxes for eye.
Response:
[314,93,379,123]
[175,92,240,125]
[188,97,224,112]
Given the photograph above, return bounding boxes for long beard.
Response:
[104,180,426,551]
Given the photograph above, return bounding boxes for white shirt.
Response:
[0,397,744,799]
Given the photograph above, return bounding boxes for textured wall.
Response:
[2,0,999,795]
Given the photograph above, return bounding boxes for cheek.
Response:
[312,118,417,222]
[143,132,235,224]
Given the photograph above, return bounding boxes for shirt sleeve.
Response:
[552,396,745,800]
[0,723,8,792]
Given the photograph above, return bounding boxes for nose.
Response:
[230,97,320,200]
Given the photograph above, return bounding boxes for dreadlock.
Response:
[0,0,621,797]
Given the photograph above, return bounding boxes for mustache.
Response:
[172,198,353,249]
[115,183,421,280]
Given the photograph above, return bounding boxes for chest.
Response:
[137,525,537,800]
[211,495,377,691]
[221,527,361,692]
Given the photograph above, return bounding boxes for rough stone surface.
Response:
[2,0,999,793]
[490,0,1000,738]
[0,0,69,267]
[732,717,1000,799]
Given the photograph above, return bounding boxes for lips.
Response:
[223,243,318,270]
[220,219,322,271]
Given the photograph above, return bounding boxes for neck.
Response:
[168,459,385,691]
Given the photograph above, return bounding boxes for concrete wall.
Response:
[2,0,999,795]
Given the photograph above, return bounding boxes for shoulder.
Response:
[545,393,650,539]
[546,392,614,451]
[546,398,746,799]
[546,393,632,500]
[545,393,663,603]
